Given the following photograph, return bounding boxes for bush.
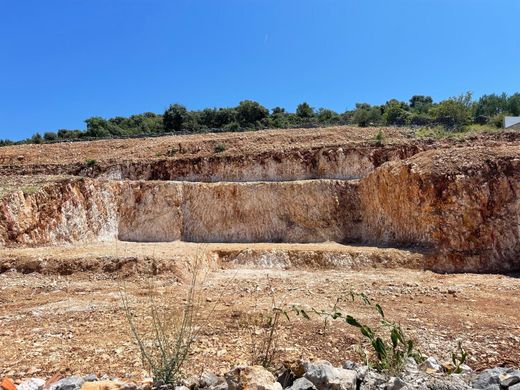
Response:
[44,132,58,141]
[164,104,189,132]
[236,100,269,128]
[214,143,226,153]
[121,255,209,385]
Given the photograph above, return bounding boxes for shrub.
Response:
[85,159,97,167]
[164,104,189,132]
[214,143,226,153]
[121,255,207,385]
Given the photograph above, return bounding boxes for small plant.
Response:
[374,129,385,146]
[214,143,226,153]
[155,151,163,157]
[121,254,209,385]
[21,186,39,195]
[85,158,97,167]
[449,341,468,374]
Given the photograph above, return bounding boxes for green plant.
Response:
[449,341,467,374]
[121,257,206,385]
[294,292,423,374]
[85,159,97,167]
[214,143,226,153]
[375,129,385,145]
[21,186,39,195]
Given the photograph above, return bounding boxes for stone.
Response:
[0,378,17,390]
[80,382,120,390]
[471,367,512,389]
[386,377,406,390]
[225,365,282,390]
[420,357,443,374]
[499,370,520,387]
[302,360,356,390]
[18,379,46,390]
[199,372,221,388]
[341,361,356,371]
[358,371,387,390]
[286,378,316,390]
[49,376,86,390]
[510,383,520,390]
[277,369,295,389]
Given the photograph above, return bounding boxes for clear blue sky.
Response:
[1,0,519,140]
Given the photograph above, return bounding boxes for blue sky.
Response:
[1,0,519,140]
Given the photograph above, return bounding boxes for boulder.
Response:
[49,377,86,390]
[286,378,316,390]
[302,360,357,390]
[18,379,45,390]
[225,365,282,390]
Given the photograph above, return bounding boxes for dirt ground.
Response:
[1,254,519,380]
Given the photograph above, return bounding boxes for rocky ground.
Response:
[1,262,519,380]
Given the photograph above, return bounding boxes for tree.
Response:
[474,93,508,118]
[317,108,341,124]
[163,104,189,132]
[31,132,43,144]
[44,132,58,141]
[236,100,269,127]
[383,100,410,126]
[508,93,520,116]
[85,117,110,137]
[409,96,433,114]
[352,103,382,127]
[432,96,471,130]
[296,102,314,119]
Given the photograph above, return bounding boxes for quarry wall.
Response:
[2,145,520,272]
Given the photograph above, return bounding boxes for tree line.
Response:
[2,92,520,146]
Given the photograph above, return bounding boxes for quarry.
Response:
[1,126,520,387]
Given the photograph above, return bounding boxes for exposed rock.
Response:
[225,365,282,390]
[17,378,45,390]
[359,146,520,272]
[49,376,86,390]
[471,367,512,389]
[386,377,406,390]
[286,378,316,390]
[302,360,357,390]
[420,357,443,374]
[198,372,222,389]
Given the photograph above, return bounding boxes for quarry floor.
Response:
[1,247,519,380]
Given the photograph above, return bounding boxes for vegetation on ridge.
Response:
[2,91,520,147]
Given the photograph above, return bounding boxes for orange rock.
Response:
[0,378,17,390]
[81,381,121,390]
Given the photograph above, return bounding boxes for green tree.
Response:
[44,132,58,141]
[317,108,341,124]
[296,102,315,119]
[236,100,269,127]
[383,100,410,126]
[352,103,382,127]
[31,132,43,144]
[409,96,433,114]
[163,104,189,132]
[474,93,508,118]
[508,93,520,116]
[85,117,110,137]
[432,95,472,130]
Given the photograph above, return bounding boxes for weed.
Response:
[85,159,97,167]
[21,186,39,195]
[449,341,468,374]
[375,129,385,145]
[214,143,226,153]
[121,252,211,385]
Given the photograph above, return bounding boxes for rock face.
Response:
[2,143,520,272]
[0,178,119,247]
[359,146,520,272]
